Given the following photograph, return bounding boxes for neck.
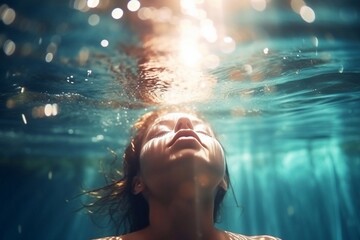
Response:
[145,182,222,240]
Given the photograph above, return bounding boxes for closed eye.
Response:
[150,125,172,138]
[153,130,170,138]
[196,130,211,136]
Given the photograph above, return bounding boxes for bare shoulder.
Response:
[93,231,142,240]
[225,231,281,240]
[248,236,281,240]
[93,237,123,240]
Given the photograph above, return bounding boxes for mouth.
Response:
[167,129,205,148]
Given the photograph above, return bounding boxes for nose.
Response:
[174,117,194,132]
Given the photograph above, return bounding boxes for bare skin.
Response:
[94,113,280,240]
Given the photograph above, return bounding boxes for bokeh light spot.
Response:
[1,6,16,25]
[251,0,267,12]
[87,0,99,8]
[88,14,100,26]
[263,47,269,54]
[290,0,305,14]
[300,6,316,23]
[111,8,124,19]
[78,47,90,65]
[73,0,89,12]
[138,7,153,20]
[100,39,109,47]
[220,36,236,54]
[3,39,16,56]
[127,0,141,12]
[45,52,54,63]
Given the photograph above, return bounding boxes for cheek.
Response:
[207,140,226,171]
[204,138,224,158]
[139,138,169,173]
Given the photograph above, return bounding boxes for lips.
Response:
[167,129,204,148]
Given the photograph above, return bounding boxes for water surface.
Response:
[1,0,360,239]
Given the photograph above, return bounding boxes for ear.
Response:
[132,175,145,195]
[218,178,228,191]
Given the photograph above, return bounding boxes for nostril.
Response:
[174,117,193,131]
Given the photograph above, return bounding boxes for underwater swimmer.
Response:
[88,109,280,240]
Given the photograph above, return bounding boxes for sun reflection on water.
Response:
[127,0,230,104]
[0,0,340,118]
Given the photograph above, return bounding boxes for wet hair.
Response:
[85,108,230,235]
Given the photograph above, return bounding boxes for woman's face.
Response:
[138,112,225,195]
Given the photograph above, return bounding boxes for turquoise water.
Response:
[1,0,360,239]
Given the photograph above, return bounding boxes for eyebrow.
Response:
[153,118,204,126]
[146,117,214,139]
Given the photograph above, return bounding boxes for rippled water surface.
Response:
[1,0,360,239]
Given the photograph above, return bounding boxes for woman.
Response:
[87,108,280,240]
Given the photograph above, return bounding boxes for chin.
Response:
[169,149,224,177]
[169,148,209,162]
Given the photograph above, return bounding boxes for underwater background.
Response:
[1,0,360,239]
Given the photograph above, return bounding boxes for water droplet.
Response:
[263,47,269,55]
[45,52,53,63]
[21,114,27,124]
[91,134,104,142]
[48,171,53,180]
[338,65,344,73]
[100,39,109,47]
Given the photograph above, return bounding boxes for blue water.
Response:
[1,0,360,239]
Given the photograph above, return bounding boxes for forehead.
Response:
[152,112,205,126]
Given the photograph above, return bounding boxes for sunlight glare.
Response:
[204,54,220,69]
[201,19,217,43]
[220,36,236,54]
[180,0,198,16]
